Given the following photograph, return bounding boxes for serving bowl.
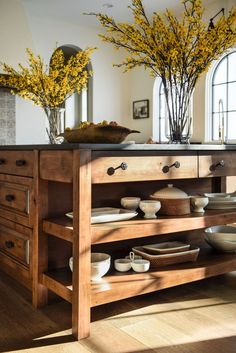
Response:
[205,235,236,252]
[204,225,236,242]
[62,124,140,144]
[69,252,111,281]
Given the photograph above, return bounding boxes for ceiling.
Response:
[21,0,215,28]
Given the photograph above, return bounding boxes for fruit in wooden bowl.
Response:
[61,121,140,144]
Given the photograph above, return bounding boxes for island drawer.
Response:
[91,155,198,183]
[0,151,34,177]
[0,224,30,265]
[199,152,236,177]
[0,176,34,227]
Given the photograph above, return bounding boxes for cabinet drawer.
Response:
[0,176,34,227]
[0,224,30,265]
[91,155,198,183]
[199,152,236,177]
[0,151,34,177]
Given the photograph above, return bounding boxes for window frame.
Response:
[205,48,236,142]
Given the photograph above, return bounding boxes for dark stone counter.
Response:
[0,143,236,151]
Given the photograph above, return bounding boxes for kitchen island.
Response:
[0,144,236,340]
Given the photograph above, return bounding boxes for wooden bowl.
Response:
[61,125,140,144]
[149,196,190,216]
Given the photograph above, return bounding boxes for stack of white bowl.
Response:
[204,225,236,252]
[204,192,236,210]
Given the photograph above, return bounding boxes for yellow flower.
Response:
[0,47,96,108]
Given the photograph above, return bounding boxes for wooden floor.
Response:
[1,271,236,353]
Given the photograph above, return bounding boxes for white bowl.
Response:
[204,225,236,242]
[114,258,132,272]
[139,200,161,219]
[205,235,236,252]
[121,197,141,211]
[190,196,209,213]
[69,253,111,281]
[131,259,150,272]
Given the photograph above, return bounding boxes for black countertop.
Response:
[0,143,236,151]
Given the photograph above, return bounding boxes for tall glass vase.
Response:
[44,107,65,144]
[164,86,193,144]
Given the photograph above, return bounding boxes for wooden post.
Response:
[72,150,91,340]
[32,150,48,308]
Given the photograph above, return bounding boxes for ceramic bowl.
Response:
[69,253,111,281]
[190,196,209,213]
[131,259,150,272]
[139,200,161,219]
[204,225,236,242]
[114,258,132,272]
[121,197,141,211]
[205,235,236,252]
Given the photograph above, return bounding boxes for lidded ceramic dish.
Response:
[150,184,190,215]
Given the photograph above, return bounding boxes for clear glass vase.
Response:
[164,88,193,144]
[44,107,65,144]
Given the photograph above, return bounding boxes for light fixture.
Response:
[102,3,114,9]
[208,8,224,30]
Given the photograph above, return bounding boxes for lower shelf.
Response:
[40,248,236,307]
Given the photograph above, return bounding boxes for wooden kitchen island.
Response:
[1,143,236,340]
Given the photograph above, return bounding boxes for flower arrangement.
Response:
[0,47,95,143]
[93,0,236,143]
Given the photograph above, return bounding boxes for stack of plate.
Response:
[132,241,200,267]
[204,225,236,252]
[204,192,236,210]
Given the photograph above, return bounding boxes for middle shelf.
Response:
[43,209,236,244]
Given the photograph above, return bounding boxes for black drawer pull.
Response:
[5,194,15,202]
[0,158,6,165]
[5,241,14,249]
[107,162,128,176]
[15,159,26,166]
[162,161,180,173]
[210,160,225,171]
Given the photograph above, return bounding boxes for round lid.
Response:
[151,184,189,199]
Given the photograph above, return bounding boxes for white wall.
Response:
[0,0,34,69]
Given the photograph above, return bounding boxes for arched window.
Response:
[206,50,236,142]
[153,78,168,142]
[51,45,93,128]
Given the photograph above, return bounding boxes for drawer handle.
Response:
[162,161,180,173]
[210,160,225,171]
[5,194,15,202]
[107,162,128,176]
[0,158,6,165]
[5,241,14,249]
[15,159,26,166]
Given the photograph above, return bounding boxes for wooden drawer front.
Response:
[40,150,73,182]
[0,151,34,177]
[199,152,236,177]
[0,225,30,265]
[0,182,30,214]
[91,155,198,183]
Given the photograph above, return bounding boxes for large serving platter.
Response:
[66,207,138,224]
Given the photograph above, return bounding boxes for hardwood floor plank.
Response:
[1,270,236,353]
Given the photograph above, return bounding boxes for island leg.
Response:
[72,150,91,340]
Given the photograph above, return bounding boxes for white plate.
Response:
[204,193,236,201]
[206,204,236,209]
[66,207,138,224]
[208,200,236,205]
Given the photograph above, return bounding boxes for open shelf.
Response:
[40,249,236,307]
[43,209,236,244]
